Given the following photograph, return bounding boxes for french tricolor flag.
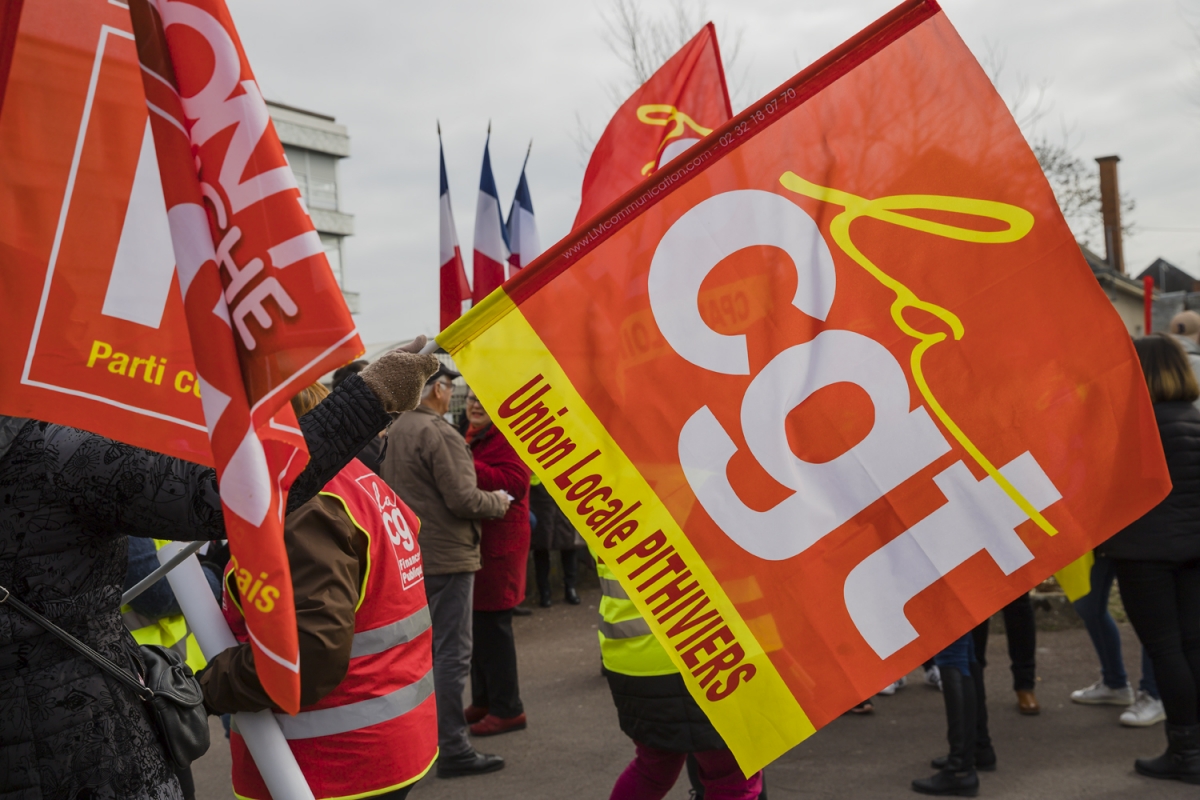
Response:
[471,127,510,304]
[438,126,471,330]
[506,142,540,274]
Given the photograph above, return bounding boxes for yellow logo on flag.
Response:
[636,104,713,175]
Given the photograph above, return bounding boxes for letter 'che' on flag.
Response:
[440,0,1170,774]
[472,130,510,304]
[439,128,472,330]
[0,0,364,713]
[573,21,731,230]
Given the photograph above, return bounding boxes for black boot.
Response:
[971,659,996,771]
[1135,723,1200,784]
[914,666,979,796]
[562,548,581,604]
[931,661,995,771]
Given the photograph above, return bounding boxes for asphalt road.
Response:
[192,587,1194,800]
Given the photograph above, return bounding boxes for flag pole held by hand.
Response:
[156,542,316,800]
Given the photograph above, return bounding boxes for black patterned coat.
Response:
[0,376,390,800]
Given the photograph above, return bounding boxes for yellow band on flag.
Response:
[1054,552,1095,603]
[440,290,815,774]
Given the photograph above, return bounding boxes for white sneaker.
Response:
[923,665,942,691]
[878,676,907,696]
[1120,691,1166,727]
[1070,680,1135,705]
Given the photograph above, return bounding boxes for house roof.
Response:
[1137,258,1198,294]
[1081,244,1148,299]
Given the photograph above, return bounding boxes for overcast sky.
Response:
[226,0,1200,345]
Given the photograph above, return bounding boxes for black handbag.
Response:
[0,584,211,769]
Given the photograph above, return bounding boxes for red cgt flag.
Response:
[574,22,731,230]
[440,0,1169,772]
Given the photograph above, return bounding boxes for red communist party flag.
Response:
[126,0,363,713]
[0,0,214,462]
[573,22,731,230]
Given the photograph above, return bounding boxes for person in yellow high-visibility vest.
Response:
[121,604,205,673]
[121,535,223,800]
[597,558,764,800]
[121,536,221,673]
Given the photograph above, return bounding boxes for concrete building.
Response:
[266,100,359,313]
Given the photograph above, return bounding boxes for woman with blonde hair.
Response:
[1101,333,1200,784]
[292,381,331,415]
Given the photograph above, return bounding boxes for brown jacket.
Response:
[200,495,365,713]
[381,405,506,575]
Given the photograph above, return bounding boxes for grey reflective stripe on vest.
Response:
[598,617,652,640]
[350,607,432,658]
[167,634,189,661]
[275,669,435,740]
[122,610,154,630]
[599,578,629,600]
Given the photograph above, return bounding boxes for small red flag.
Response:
[574,22,731,230]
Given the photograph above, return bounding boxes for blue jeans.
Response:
[1073,553,1159,698]
[934,633,976,677]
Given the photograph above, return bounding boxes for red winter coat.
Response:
[468,423,531,610]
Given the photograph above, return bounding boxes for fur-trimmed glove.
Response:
[358,336,441,413]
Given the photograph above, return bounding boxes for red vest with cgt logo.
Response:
[226,459,437,799]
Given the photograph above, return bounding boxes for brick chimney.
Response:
[1096,155,1124,274]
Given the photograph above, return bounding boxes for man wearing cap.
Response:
[381,362,512,778]
[1170,311,1200,410]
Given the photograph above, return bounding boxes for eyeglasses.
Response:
[465,395,482,406]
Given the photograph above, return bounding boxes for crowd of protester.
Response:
[5,317,1200,799]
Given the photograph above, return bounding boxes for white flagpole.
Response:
[156,542,315,800]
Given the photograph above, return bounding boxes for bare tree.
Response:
[1033,138,1136,254]
[574,0,747,164]
[979,41,1051,131]
[983,41,1134,251]
[570,110,600,168]
[603,0,687,90]
[600,0,747,100]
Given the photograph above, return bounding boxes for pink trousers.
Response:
[609,742,763,800]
